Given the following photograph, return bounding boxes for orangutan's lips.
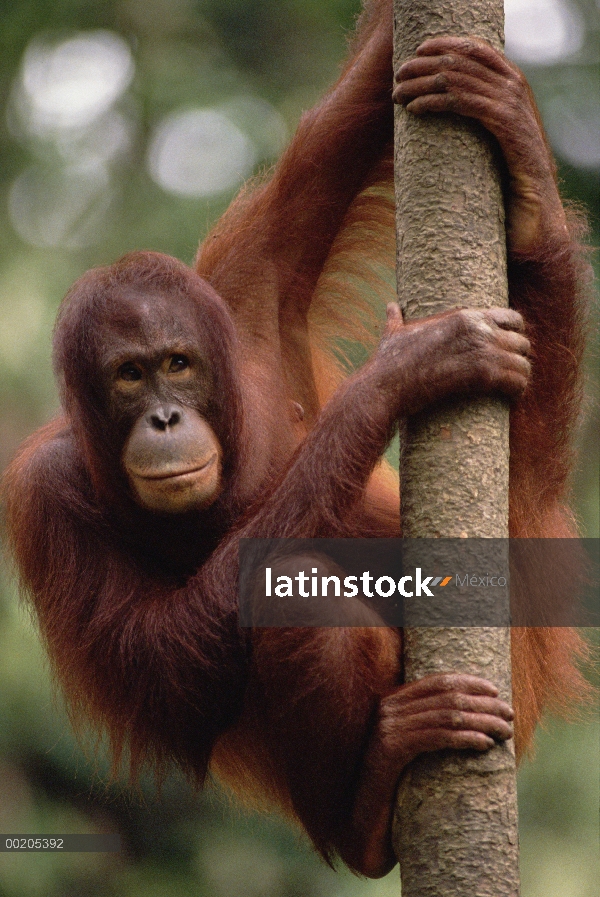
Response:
[136,455,216,481]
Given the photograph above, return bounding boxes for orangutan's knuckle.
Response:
[451,710,464,728]
[449,692,467,710]
[464,308,485,327]
[455,308,475,334]
[438,673,456,690]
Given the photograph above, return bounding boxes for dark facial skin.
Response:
[101,292,224,514]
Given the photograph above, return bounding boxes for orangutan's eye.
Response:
[118,363,143,382]
[168,355,189,373]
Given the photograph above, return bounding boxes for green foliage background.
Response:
[0,1,597,895]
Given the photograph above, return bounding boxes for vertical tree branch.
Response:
[392,0,520,893]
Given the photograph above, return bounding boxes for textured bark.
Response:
[392,1,520,894]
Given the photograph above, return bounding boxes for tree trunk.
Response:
[392,1,520,894]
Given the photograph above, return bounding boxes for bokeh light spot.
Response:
[16,30,134,134]
[8,163,113,249]
[147,108,257,197]
[505,0,584,64]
